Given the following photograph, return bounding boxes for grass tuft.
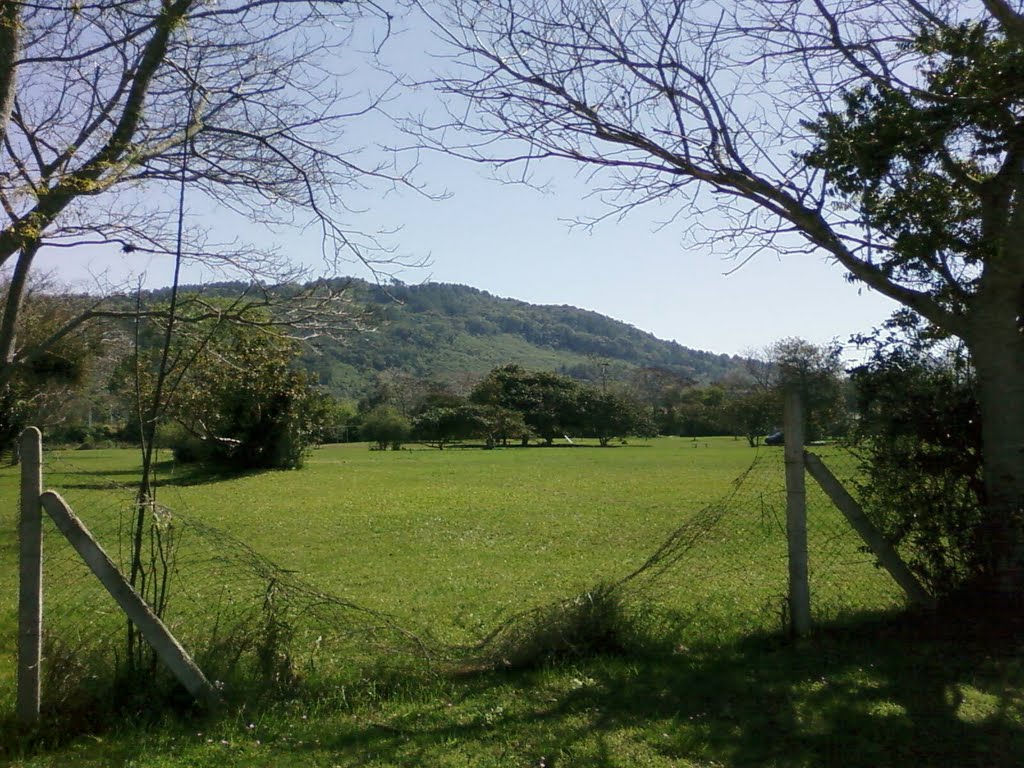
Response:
[462,582,636,672]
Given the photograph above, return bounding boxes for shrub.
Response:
[467,583,632,671]
[360,406,411,450]
[850,345,985,599]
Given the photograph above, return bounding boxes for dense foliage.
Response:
[0,283,104,456]
[117,311,330,470]
[850,342,985,599]
[360,406,412,450]
[281,280,743,397]
[803,18,1024,600]
[470,365,586,446]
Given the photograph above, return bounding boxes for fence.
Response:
[14,431,430,725]
[12,401,930,724]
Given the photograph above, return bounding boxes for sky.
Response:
[34,7,899,361]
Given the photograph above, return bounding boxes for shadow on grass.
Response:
[4,611,1021,766]
[50,458,262,491]
[274,611,1024,767]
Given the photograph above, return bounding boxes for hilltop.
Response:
[304,280,743,398]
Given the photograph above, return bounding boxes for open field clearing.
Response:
[1,438,1021,766]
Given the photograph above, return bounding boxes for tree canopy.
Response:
[116,303,329,469]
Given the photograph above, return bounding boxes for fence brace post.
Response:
[17,427,43,723]
[39,491,220,709]
[784,388,812,638]
[803,451,936,609]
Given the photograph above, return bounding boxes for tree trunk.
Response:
[0,243,38,383]
[0,2,21,147]
[969,281,1024,604]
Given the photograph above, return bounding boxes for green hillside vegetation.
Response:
[153,280,743,398]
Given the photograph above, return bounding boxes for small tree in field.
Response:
[116,307,329,470]
[361,406,412,451]
[471,364,584,445]
[413,404,488,450]
[477,404,532,448]
[725,389,779,448]
[580,388,654,446]
[768,339,847,443]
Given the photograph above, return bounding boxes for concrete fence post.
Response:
[784,388,812,638]
[17,427,43,723]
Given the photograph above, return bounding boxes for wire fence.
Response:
[803,445,910,618]
[27,439,909,717]
[35,449,432,717]
[605,446,905,641]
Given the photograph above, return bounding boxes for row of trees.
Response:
[361,364,655,450]
[0,276,846,463]
[354,338,849,450]
[628,339,848,446]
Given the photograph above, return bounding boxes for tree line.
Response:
[1,287,845,462]
[355,338,847,450]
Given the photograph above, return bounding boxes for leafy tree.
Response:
[475,404,531,448]
[0,278,103,457]
[360,406,412,451]
[414,385,468,416]
[420,2,1024,599]
[413,403,488,450]
[850,340,984,600]
[143,324,327,470]
[470,364,584,445]
[318,398,359,444]
[580,388,655,446]
[719,339,846,446]
[676,384,734,438]
[627,367,695,436]
[725,389,780,448]
[767,339,848,443]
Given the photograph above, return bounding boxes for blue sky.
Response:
[36,9,898,359]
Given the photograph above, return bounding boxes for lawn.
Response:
[0,437,1021,766]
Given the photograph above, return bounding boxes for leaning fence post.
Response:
[803,451,936,609]
[17,427,43,723]
[784,388,811,638]
[39,491,220,709]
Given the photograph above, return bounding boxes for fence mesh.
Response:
[36,450,433,715]
[29,440,909,715]
[802,445,909,619]
[605,447,906,640]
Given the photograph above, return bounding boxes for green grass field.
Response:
[1,438,1021,766]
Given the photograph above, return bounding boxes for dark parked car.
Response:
[764,431,784,446]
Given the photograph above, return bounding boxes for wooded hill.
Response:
[307,280,742,398]
[140,279,743,399]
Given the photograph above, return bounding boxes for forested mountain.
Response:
[305,279,743,398]
[136,278,742,399]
